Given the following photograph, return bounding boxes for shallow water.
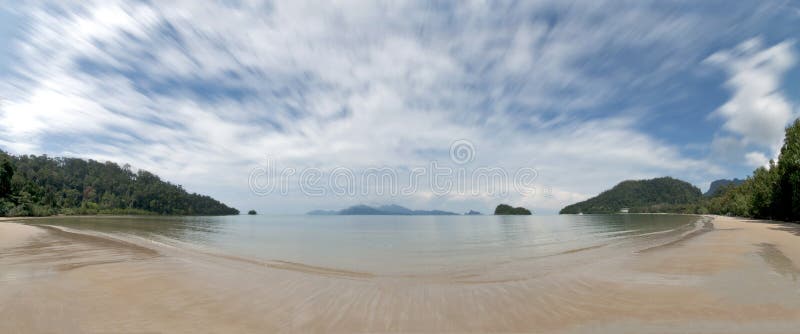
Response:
[24,214,701,276]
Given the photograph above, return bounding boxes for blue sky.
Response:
[0,1,799,214]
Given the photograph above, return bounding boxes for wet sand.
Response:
[2,216,800,333]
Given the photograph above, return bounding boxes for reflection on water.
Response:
[24,214,700,275]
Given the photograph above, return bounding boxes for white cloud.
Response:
[706,38,797,157]
[745,151,770,168]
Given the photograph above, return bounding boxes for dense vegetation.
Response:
[559,177,702,214]
[494,204,532,215]
[560,119,800,221]
[703,119,800,221]
[0,152,239,216]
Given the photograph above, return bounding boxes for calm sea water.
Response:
[25,214,702,275]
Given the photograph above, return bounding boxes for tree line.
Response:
[702,119,800,221]
[0,152,239,216]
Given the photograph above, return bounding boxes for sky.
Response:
[0,0,799,214]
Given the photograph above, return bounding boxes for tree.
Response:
[774,119,800,221]
[0,155,13,198]
[748,162,778,218]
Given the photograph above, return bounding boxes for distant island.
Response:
[494,204,532,215]
[465,210,482,215]
[248,210,257,215]
[0,151,239,216]
[308,204,459,216]
[560,119,800,221]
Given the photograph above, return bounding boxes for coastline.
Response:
[2,215,800,333]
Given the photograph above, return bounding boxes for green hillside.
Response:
[0,152,239,216]
[559,177,702,214]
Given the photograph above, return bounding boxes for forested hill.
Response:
[559,177,702,214]
[0,152,239,216]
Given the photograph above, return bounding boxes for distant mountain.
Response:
[465,210,482,215]
[494,204,532,215]
[559,177,702,214]
[376,204,415,214]
[307,204,459,216]
[339,205,387,215]
[705,178,745,197]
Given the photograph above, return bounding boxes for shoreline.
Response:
[2,215,800,333]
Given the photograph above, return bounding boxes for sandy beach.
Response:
[2,216,800,333]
